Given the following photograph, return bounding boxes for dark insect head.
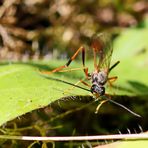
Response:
[91,84,105,96]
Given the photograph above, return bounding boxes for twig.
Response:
[0,133,148,141]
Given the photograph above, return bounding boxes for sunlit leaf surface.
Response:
[0,62,89,126]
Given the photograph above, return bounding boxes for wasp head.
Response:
[91,84,105,96]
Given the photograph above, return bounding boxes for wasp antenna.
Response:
[41,75,91,92]
[109,61,120,72]
[108,99,141,118]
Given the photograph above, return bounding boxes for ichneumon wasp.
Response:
[41,33,141,117]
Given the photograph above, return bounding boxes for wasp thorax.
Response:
[91,71,107,85]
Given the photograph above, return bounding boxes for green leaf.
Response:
[95,140,148,148]
[0,62,88,126]
[110,29,148,96]
[119,140,148,148]
[113,28,148,60]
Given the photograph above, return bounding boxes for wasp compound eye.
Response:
[91,85,105,96]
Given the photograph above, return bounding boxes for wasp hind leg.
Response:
[41,46,89,79]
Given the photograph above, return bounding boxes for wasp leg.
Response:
[107,76,118,87]
[79,79,91,87]
[63,80,82,95]
[63,79,91,95]
[95,99,108,114]
[59,67,87,72]
[95,93,112,113]
[41,46,89,78]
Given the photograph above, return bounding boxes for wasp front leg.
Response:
[107,76,118,87]
[63,79,91,95]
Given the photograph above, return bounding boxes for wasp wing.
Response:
[91,33,113,73]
